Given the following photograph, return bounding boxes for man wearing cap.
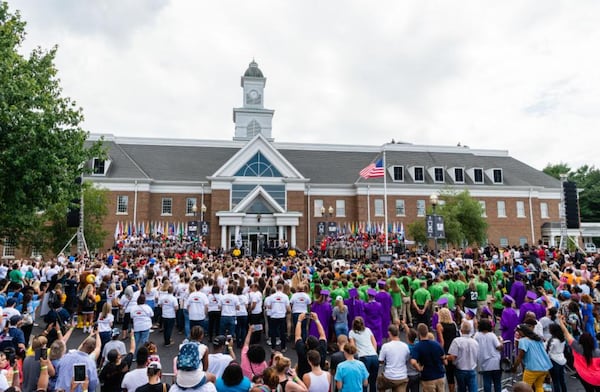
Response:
[102,328,129,366]
[344,287,365,328]
[412,281,431,327]
[375,281,393,337]
[500,295,519,344]
[518,292,539,324]
[135,361,168,392]
[309,289,333,342]
[264,284,291,352]
[364,288,384,347]
[509,274,527,309]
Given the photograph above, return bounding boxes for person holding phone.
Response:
[22,336,54,392]
[55,336,99,392]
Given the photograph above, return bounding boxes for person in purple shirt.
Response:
[309,290,332,340]
[500,295,519,344]
[374,281,392,332]
[363,289,384,347]
[345,287,365,327]
[509,274,526,308]
[518,291,539,323]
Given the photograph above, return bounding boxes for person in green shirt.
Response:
[439,286,456,310]
[453,274,467,309]
[8,264,23,287]
[399,277,413,326]
[388,279,403,324]
[475,278,490,310]
[412,281,431,326]
[330,281,347,306]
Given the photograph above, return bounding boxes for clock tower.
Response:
[233,60,275,141]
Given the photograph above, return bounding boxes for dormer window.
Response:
[485,168,503,184]
[466,168,484,184]
[92,158,110,176]
[433,167,444,182]
[448,167,465,183]
[392,166,404,182]
[412,166,424,183]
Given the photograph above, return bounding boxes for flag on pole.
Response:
[114,222,120,240]
[359,158,385,179]
[400,222,405,240]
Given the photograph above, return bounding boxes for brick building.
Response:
[2,60,567,258]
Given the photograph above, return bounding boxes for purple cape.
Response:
[518,302,538,323]
[509,281,526,308]
[500,307,519,342]
[309,301,332,339]
[374,291,392,331]
[344,297,365,328]
[363,300,384,346]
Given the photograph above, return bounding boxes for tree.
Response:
[0,2,103,244]
[543,162,571,180]
[407,191,488,247]
[21,183,109,254]
[407,219,427,245]
[544,162,600,222]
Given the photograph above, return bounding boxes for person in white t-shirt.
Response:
[378,324,411,391]
[188,282,209,334]
[290,284,311,341]
[248,283,263,326]
[219,285,239,336]
[130,294,154,353]
[235,286,249,348]
[160,286,178,347]
[264,284,291,352]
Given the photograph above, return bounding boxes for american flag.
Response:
[359,158,385,179]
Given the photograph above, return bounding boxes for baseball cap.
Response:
[111,328,121,337]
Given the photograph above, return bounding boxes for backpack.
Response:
[176,341,200,371]
[47,291,61,310]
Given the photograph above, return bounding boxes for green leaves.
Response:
[0,2,104,245]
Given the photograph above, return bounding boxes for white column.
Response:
[291,226,297,248]
[278,226,284,242]
[221,225,227,250]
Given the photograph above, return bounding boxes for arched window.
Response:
[247,120,262,137]
[235,152,282,177]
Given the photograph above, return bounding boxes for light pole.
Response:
[200,203,207,222]
[430,193,439,258]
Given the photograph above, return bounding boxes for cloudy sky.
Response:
[13,0,600,171]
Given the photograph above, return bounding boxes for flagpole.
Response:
[367,184,371,235]
[383,149,388,253]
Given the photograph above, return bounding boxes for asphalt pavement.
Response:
[33,322,588,391]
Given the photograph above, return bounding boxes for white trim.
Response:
[408,166,425,183]
[211,134,305,179]
[232,185,285,213]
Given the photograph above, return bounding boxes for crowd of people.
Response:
[0,238,599,392]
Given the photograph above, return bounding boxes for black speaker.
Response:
[563,181,580,229]
[66,209,80,227]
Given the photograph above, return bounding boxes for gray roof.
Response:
[87,139,560,189]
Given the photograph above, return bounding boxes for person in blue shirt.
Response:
[335,343,369,392]
[55,336,99,392]
[215,363,251,392]
[410,323,446,392]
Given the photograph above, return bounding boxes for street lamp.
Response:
[430,194,439,258]
[192,204,198,216]
[200,203,207,221]
[321,206,334,218]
